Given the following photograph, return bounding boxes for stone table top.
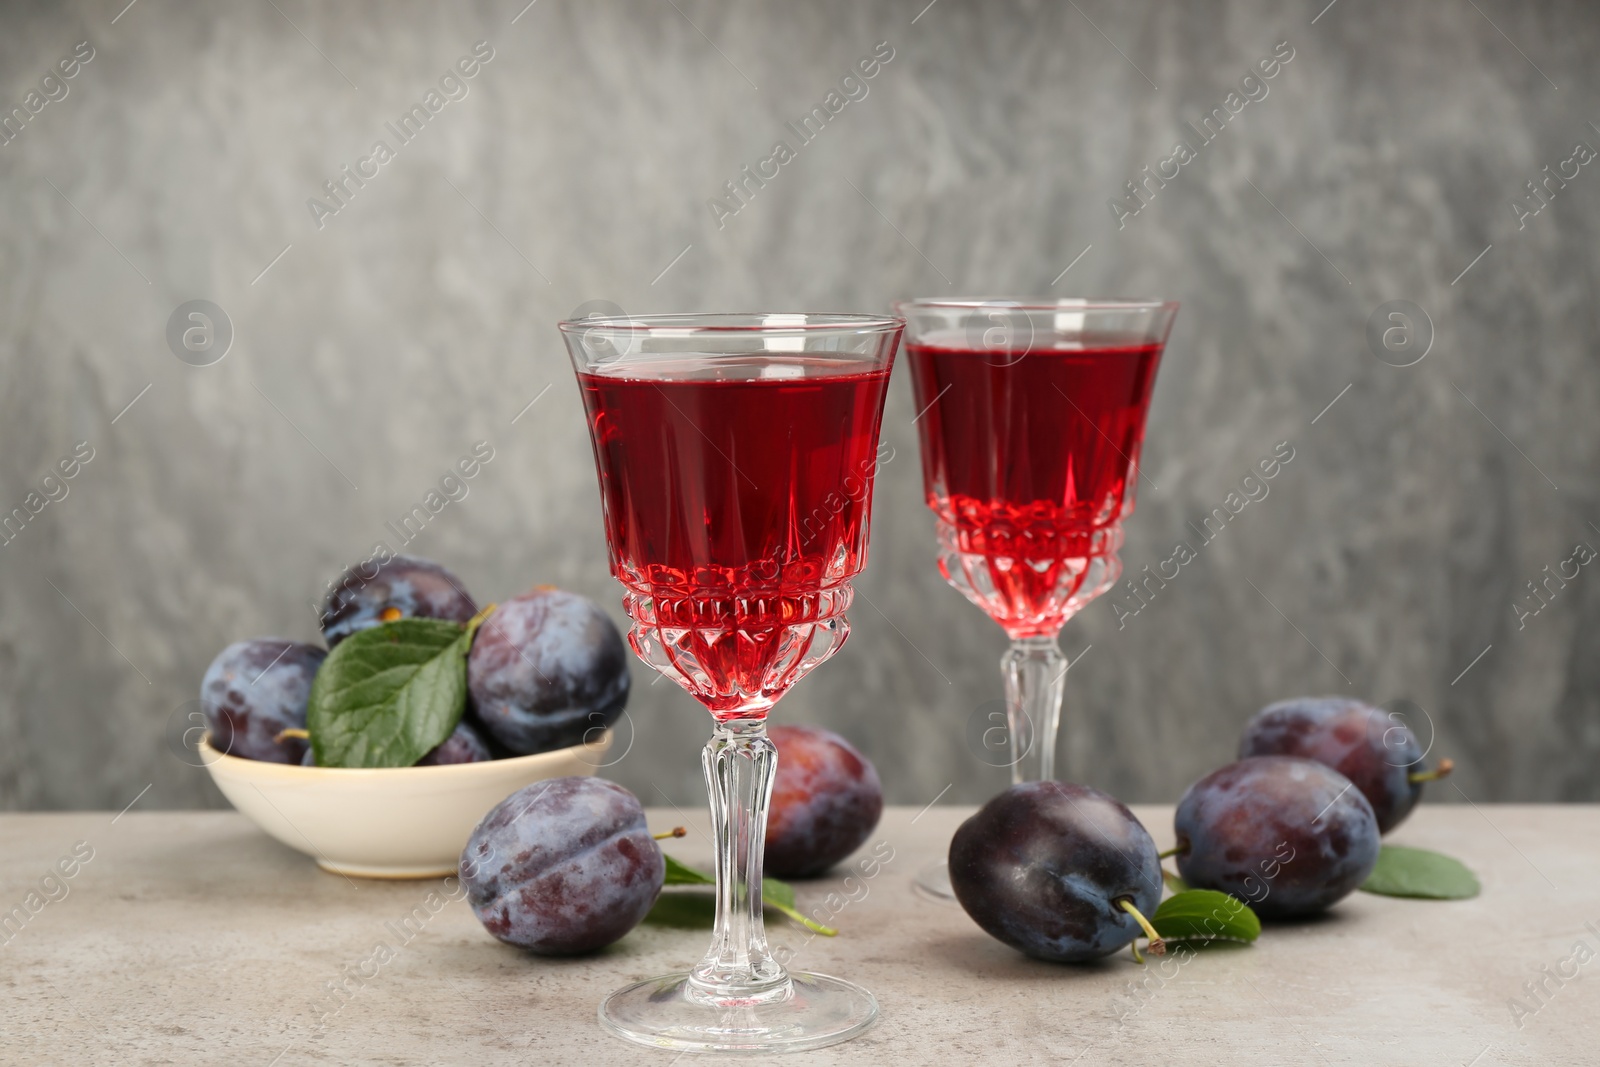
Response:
[1,805,1595,1065]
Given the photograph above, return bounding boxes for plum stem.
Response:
[275,728,310,743]
[466,602,499,628]
[1157,845,1185,859]
[653,827,688,840]
[1117,898,1166,963]
[1408,757,1455,784]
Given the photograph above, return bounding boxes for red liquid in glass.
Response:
[578,359,892,717]
[907,337,1164,638]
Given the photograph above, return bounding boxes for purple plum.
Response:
[468,589,629,755]
[1175,756,1381,918]
[1238,696,1447,834]
[459,776,662,954]
[417,719,491,766]
[201,639,325,763]
[320,555,477,647]
[949,782,1162,962]
[764,725,883,878]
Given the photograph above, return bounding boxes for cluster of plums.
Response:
[199,555,631,766]
[950,696,1451,962]
[457,725,883,953]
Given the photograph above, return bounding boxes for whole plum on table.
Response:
[949,782,1163,963]
[201,640,326,763]
[460,776,663,954]
[1175,756,1380,918]
[469,589,630,755]
[416,719,491,766]
[319,555,477,647]
[764,725,883,879]
[1239,696,1450,833]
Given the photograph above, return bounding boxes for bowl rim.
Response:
[197,732,611,779]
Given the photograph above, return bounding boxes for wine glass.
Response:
[559,311,902,1053]
[895,298,1177,896]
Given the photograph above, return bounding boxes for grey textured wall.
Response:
[2,0,1596,812]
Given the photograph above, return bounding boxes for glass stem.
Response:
[1001,634,1067,785]
[690,718,788,1000]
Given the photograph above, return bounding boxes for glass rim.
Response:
[557,312,905,334]
[893,297,1178,313]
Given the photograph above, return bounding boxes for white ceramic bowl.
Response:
[200,732,612,879]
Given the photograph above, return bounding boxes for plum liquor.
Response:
[576,359,892,718]
[906,336,1163,638]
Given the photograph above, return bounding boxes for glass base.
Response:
[599,971,877,1054]
[913,859,956,901]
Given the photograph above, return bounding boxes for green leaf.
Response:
[659,853,836,936]
[662,854,714,887]
[307,616,485,768]
[1360,845,1480,899]
[761,878,796,910]
[644,894,717,928]
[1152,890,1261,944]
[1162,868,1190,894]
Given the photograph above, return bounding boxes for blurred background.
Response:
[2,0,1595,811]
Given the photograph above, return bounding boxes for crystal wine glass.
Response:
[895,298,1177,896]
[559,311,902,1053]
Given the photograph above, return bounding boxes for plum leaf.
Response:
[1152,889,1261,944]
[1360,845,1480,899]
[657,853,835,935]
[642,894,717,928]
[661,854,714,887]
[308,615,485,768]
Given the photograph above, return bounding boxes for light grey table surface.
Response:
[1,804,1594,1066]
